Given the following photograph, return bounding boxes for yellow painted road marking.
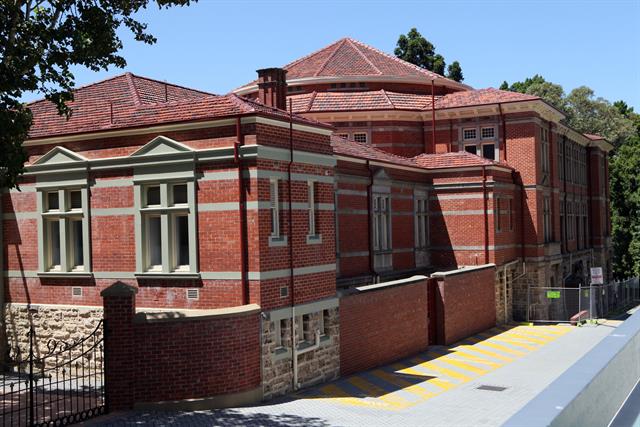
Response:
[370,369,436,401]
[431,348,502,368]
[510,328,563,339]
[391,363,456,391]
[452,344,513,362]
[409,357,473,382]
[465,335,526,356]
[347,376,411,408]
[318,384,386,409]
[427,352,489,375]
[482,335,538,351]
[496,332,551,344]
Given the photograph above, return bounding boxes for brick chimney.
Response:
[257,68,288,110]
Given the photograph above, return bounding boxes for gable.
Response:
[33,146,88,165]
[129,136,194,157]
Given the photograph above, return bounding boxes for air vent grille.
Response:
[186,288,199,300]
[280,286,289,298]
[72,287,82,297]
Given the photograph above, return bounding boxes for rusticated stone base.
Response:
[261,305,340,400]
[2,303,103,369]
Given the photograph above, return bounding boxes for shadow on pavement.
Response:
[85,408,331,426]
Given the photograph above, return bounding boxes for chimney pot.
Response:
[257,68,288,110]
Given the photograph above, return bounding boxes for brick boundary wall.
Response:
[431,264,497,345]
[339,276,430,376]
[101,282,261,411]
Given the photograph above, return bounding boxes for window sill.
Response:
[306,234,322,245]
[37,271,94,279]
[269,235,288,247]
[135,272,201,280]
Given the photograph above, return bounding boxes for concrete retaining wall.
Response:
[504,308,640,427]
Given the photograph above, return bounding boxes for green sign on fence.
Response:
[546,290,561,299]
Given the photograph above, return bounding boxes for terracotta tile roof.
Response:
[27,73,329,140]
[289,90,436,113]
[288,87,542,114]
[413,152,513,170]
[236,37,469,92]
[331,135,512,171]
[331,135,420,168]
[435,88,539,109]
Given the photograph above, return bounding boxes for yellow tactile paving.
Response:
[301,324,573,411]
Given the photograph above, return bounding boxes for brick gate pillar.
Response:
[101,281,138,411]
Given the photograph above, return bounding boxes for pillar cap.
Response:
[101,281,138,297]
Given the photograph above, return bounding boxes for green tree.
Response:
[394,28,436,70]
[0,0,194,189]
[394,28,463,79]
[432,54,445,75]
[610,135,640,279]
[446,61,463,82]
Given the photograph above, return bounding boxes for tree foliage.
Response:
[0,0,194,189]
[446,61,463,83]
[394,28,463,82]
[504,75,640,279]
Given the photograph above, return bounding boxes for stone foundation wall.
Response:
[261,303,339,400]
[2,303,103,369]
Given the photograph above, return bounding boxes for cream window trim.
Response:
[134,180,198,274]
[37,186,91,275]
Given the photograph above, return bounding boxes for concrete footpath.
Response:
[86,322,616,427]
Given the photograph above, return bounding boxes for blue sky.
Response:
[25,0,640,109]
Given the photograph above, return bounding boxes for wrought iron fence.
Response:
[1,320,106,426]
[528,277,640,323]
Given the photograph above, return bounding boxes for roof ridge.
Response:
[125,72,142,105]
[307,91,318,112]
[346,38,382,75]
[380,89,393,106]
[314,38,347,77]
[26,72,134,106]
[346,37,461,86]
[282,37,348,71]
[129,73,215,96]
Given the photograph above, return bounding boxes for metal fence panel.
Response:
[528,277,640,323]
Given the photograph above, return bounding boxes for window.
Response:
[496,198,502,232]
[270,179,280,237]
[336,133,349,140]
[320,310,330,336]
[415,197,428,249]
[541,128,550,176]
[138,182,195,274]
[482,144,496,160]
[508,199,514,231]
[275,319,287,349]
[543,197,552,243]
[464,145,478,155]
[481,127,495,139]
[463,128,477,140]
[308,181,316,236]
[39,188,89,274]
[353,132,368,143]
[373,194,391,251]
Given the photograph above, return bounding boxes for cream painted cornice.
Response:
[233,75,472,96]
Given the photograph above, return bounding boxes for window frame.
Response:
[268,178,288,247]
[37,187,91,276]
[414,196,429,249]
[135,180,198,276]
[373,194,391,252]
[462,128,477,141]
[352,132,368,144]
[306,181,322,244]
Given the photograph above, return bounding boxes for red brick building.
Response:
[1,37,612,402]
